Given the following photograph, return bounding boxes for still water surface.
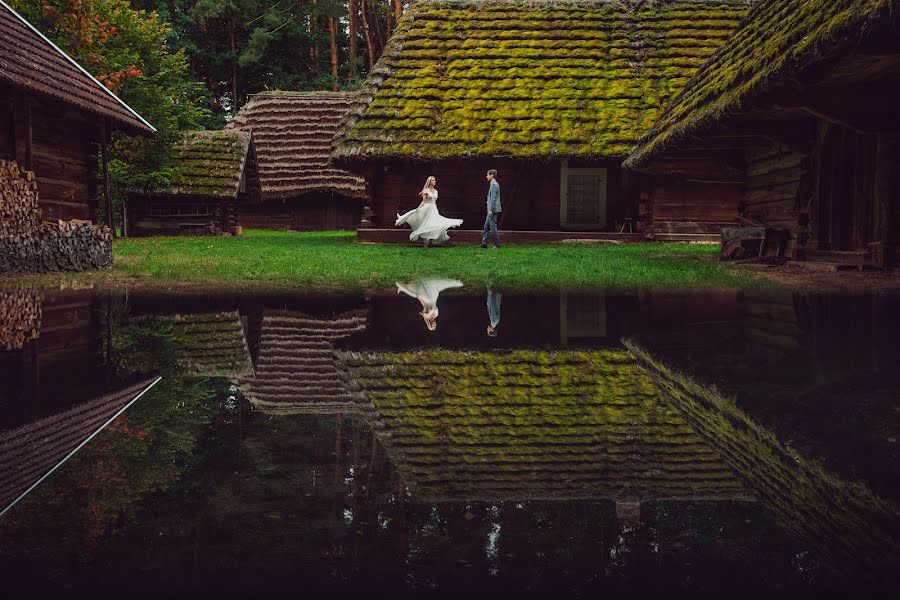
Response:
[0,282,898,596]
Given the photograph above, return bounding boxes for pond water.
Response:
[0,281,898,597]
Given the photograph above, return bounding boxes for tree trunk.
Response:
[328,16,339,91]
[311,0,320,63]
[229,13,238,113]
[386,1,392,38]
[348,0,358,78]
[360,0,377,69]
[394,0,402,23]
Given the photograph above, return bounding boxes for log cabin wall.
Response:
[641,176,742,237]
[128,194,236,237]
[368,158,631,231]
[1,84,99,222]
[237,192,362,231]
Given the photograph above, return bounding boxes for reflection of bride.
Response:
[395,176,463,245]
[396,278,464,331]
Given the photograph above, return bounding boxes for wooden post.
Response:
[100,120,115,235]
[23,96,32,172]
[5,99,15,161]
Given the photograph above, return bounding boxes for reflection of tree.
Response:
[0,313,238,563]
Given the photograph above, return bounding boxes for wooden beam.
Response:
[5,99,14,162]
[100,120,114,235]
[23,95,32,172]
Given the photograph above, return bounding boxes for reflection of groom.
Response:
[486,287,501,337]
[480,169,501,249]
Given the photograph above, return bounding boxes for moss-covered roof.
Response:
[625,0,899,168]
[332,0,748,161]
[338,348,746,501]
[156,130,252,199]
[168,312,254,379]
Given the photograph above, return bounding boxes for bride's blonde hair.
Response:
[419,176,436,198]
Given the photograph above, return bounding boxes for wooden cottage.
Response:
[125,130,258,236]
[625,0,900,266]
[331,0,749,241]
[0,0,154,222]
[228,91,369,230]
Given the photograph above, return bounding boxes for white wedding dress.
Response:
[395,188,463,242]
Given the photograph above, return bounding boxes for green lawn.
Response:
[109,230,755,292]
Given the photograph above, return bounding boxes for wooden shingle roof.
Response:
[154,131,252,199]
[229,91,368,200]
[243,309,369,414]
[625,0,900,169]
[338,348,747,502]
[168,312,254,379]
[332,0,748,162]
[0,0,154,134]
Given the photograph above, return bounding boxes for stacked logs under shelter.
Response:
[0,160,112,273]
[0,288,41,351]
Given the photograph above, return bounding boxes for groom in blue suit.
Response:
[480,169,502,248]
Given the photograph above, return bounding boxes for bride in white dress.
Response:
[395,176,463,245]
[397,277,464,331]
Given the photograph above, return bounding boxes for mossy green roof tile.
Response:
[625,0,899,168]
[338,348,747,501]
[155,130,251,199]
[332,0,748,161]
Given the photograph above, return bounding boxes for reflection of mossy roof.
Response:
[332,0,748,161]
[625,0,898,168]
[157,130,251,199]
[168,312,253,379]
[338,348,746,501]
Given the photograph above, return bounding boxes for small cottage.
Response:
[626,0,900,266]
[228,91,369,231]
[331,0,750,241]
[126,130,258,236]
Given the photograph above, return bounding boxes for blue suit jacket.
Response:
[487,179,502,213]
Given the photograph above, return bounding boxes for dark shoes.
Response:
[479,244,487,249]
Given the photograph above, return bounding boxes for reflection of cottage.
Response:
[626,0,900,266]
[228,92,369,230]
[243,309,368,413]
[332,0,749,241]
[126,131,259,236]
[626,338,900,582]
[166,312,254,379]
[338,348,746,505]
[0,378,155,513]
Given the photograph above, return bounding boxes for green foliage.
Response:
[107,229,756,291]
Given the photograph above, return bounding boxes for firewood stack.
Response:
[0,288,42,351]
[0,160,112,273]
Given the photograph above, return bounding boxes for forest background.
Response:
[8,0,403,221]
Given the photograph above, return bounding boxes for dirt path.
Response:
[734,262,900,292]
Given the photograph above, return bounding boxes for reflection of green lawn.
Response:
[106,229,756,292]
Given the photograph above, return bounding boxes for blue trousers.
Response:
[482,214,501,246]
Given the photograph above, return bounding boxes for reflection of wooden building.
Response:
[126,131,258,236]
[0,1,154,222]
[242,309,369,413]
[332,0,748,241]
[339,348,746,504]
[228,92,368,230]
[0,378,153,513]
[166,312,254,379]
[626,0,900,266]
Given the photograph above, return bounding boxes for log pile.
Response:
[0,160,112,273]
[0,288,42,351]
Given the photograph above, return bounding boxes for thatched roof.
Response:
[625,0,900,169]
[168,312,254,379]
[338,348,746,502]
[0,378,155,512]
[0,0,154,135]
[243,309,369,414]
[229,91,368,200]
[149,130,252,199]
[331,0,748,162]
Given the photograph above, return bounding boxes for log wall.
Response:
[366,158,632,231]
[1,84,99,222]
[237,192,362,231]
[641,176,742,236]
[127,194,238,237]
